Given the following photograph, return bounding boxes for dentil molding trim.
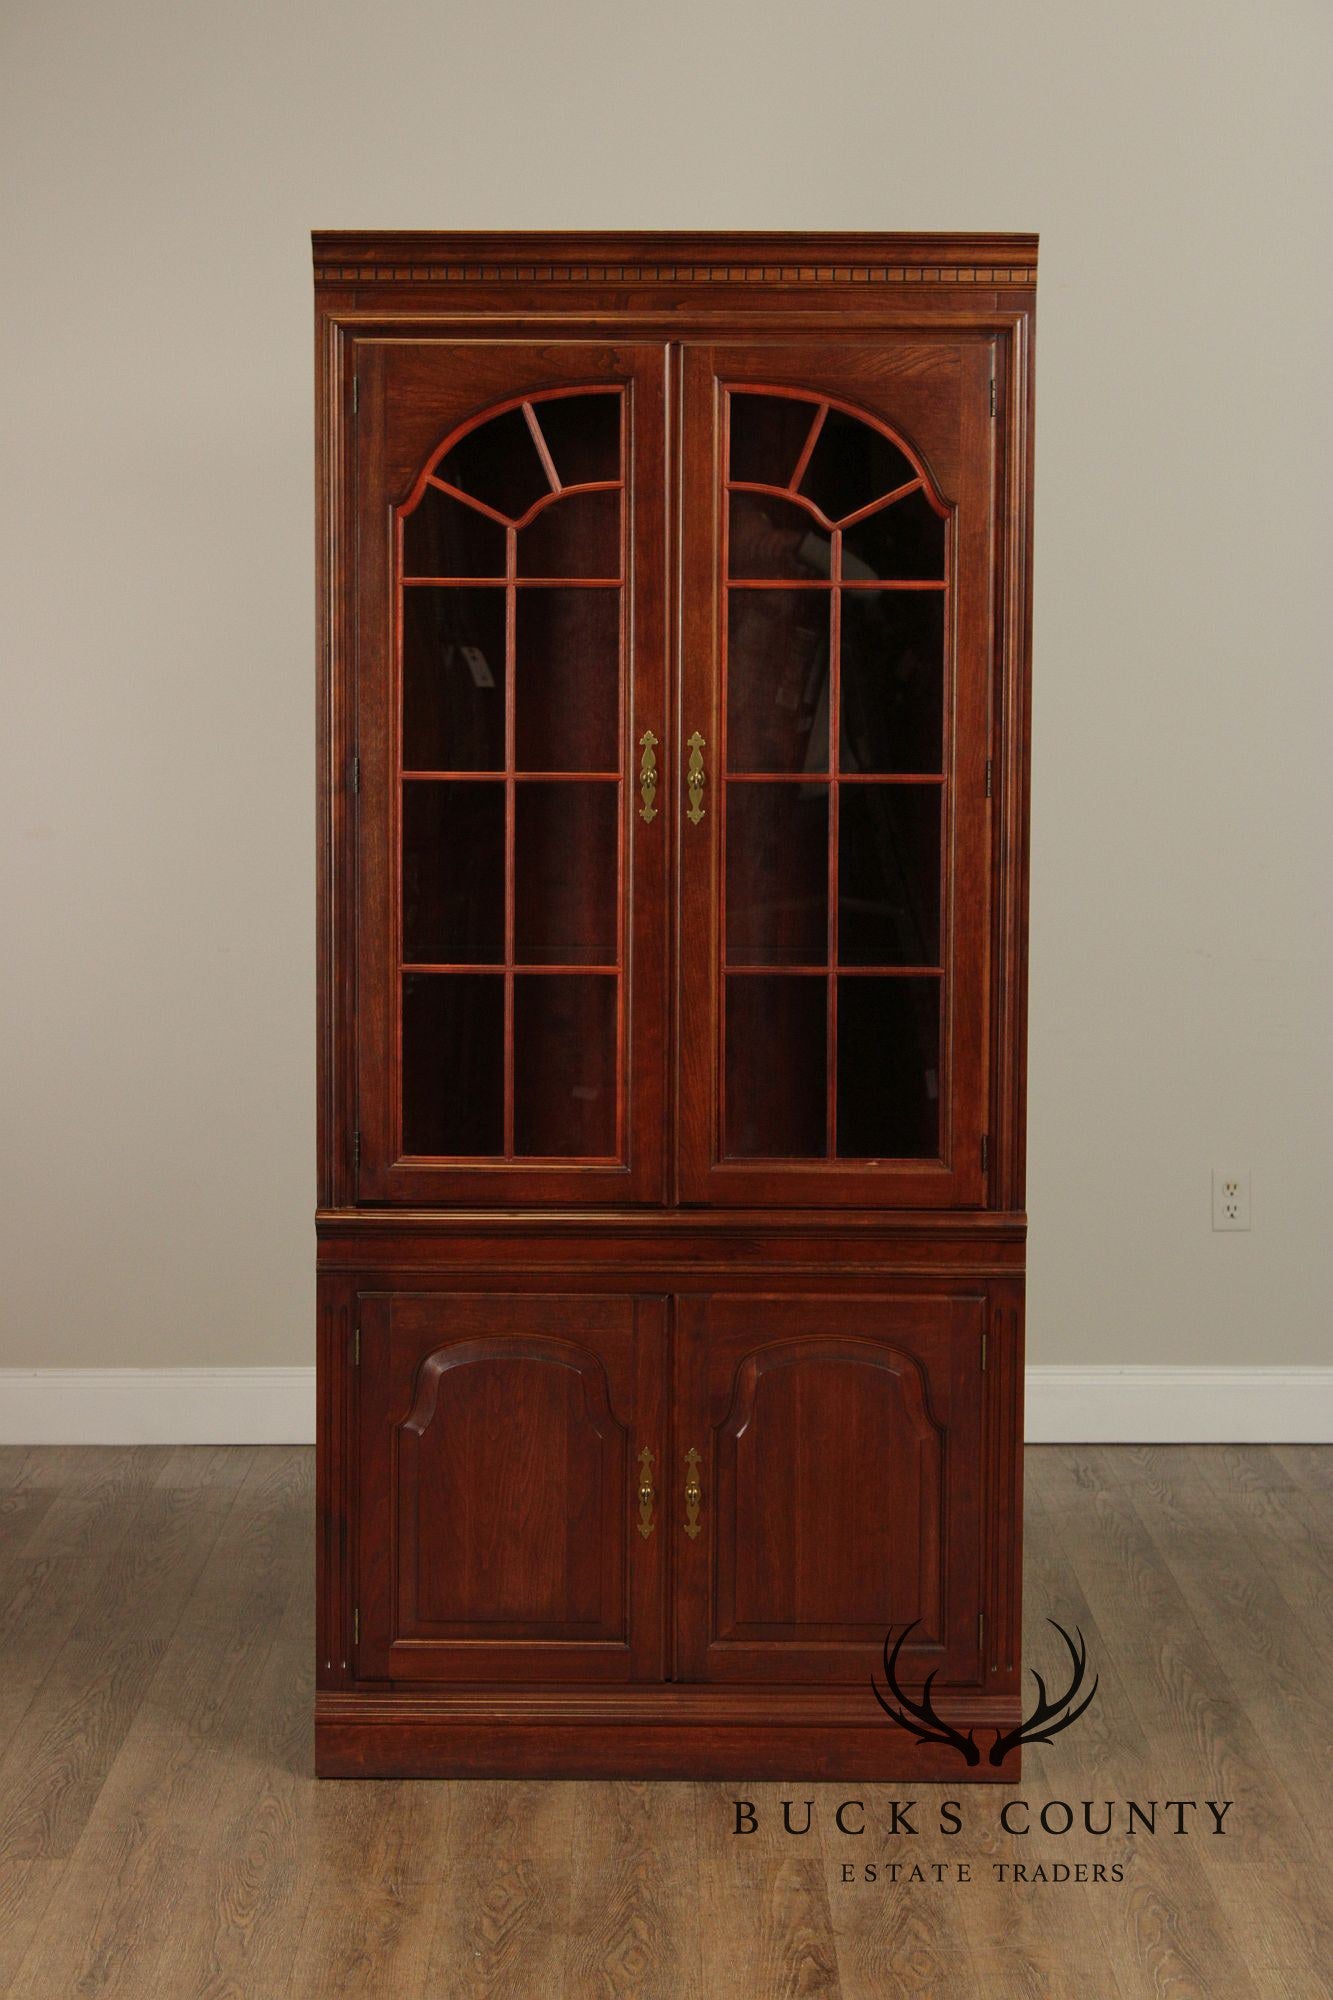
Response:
[0,1366,1328,1446]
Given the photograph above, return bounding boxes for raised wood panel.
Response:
[675,1293,985,1685]
[718,1337,943,1636]
[356,1293,665,1682]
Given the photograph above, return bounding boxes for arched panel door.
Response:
[677,342,997,1206]
[355,1292,666,1682]
[674,1293,985,1685]
[351,343,668,1203]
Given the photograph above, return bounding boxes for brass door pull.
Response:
[637,1446,656,1538]
[638,730,659,824]
[683,1447,703,1539]
[685,732,706,825]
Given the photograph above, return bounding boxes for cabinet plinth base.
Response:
[315,1691,1024,1782]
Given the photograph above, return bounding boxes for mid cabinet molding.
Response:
[314,231,1036,1780]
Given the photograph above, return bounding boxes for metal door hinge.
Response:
[981,1331,988,1371]
[989,378,996,418]
[981,1133,989,1174]
[352,1607,359,1644]
[352,1327,360,1365]
[985,757,993,798]
[351,376,359,416]
[353,1129,361,1171]
[979,1610,986,1647]
[350,754,360,794]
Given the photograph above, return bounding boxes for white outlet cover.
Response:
[1212,1170,1252,1231]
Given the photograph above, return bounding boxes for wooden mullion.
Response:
[835,476,924,531]
[787,401,828,494]
[827,528,842,1159]
[523,400,562,493]
[503,525,517,1158]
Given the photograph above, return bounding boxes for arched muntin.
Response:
[723,385,950,532]
[397,385,625,533]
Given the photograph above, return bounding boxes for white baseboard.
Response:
[1024,1366,1332,1444]
[0,1368,316,1446]
[0,1365,1328,1447]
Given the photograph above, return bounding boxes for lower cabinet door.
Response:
[355,1293,665,1683]
[674,1294,985,1685]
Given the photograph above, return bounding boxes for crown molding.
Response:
[312,231,1038,291]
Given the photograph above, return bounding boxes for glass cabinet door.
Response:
[678,343,995,1207]
[353,344,667,1203]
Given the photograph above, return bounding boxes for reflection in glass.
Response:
[402,973,504,1155]
[727,782,828,966]
[519,488,620,579]
[799,406,915,521]
[515,782,618,964]
[514,975,617,1155]
[728,392,817,488]
[839,593,945,774]
[402,486,506,578]
[841,486,945,580]
[437,405,551,519]
[727,592,829,774]
[515,589,620,772]
[725,976,827,1158]
[836,977,940,1159]
[402,782,505,964]
[728,492,830,580]
[402,587,506,771]
[838,786,942,966]
[531,392,620,486]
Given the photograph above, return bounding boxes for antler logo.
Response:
[871,1619,1099,1767]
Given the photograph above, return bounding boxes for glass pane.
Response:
[840,594,945,774]
[515,588,620,773]
[402,587,506,772]
[518,489,620,579]
[842,487,945,581]
[726,781,828,966]
[836,977,940,1159]
[402,973,504,1155]
[728,591,830,775]
[838,786,942,967]
[729,492,831,580]
[514,974,617,1156]
[403,781,505,964]
[437,406,551,520]
[725,976,827,1158]
[530,392,620,486]
[515,781,618,964]
[799,406,915,523]
[728,392,821,488]
[402,486,505,578]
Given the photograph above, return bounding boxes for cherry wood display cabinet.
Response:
[314,232,1036,1780]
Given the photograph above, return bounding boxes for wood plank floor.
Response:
[0,1445,1327,1998]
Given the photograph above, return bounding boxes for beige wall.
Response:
[1,0,1328,1370]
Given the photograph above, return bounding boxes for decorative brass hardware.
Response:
[683,1447,703,1539]
[637,1446,656,1538]
[638,730,659,823]
[685,732,706,824]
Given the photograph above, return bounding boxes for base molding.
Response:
[314,1689,1023,1781]
[1023,1365,1332,1444]
[1,1363,1327,1445]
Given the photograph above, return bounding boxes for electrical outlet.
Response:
[1212,1170,1251,1231]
